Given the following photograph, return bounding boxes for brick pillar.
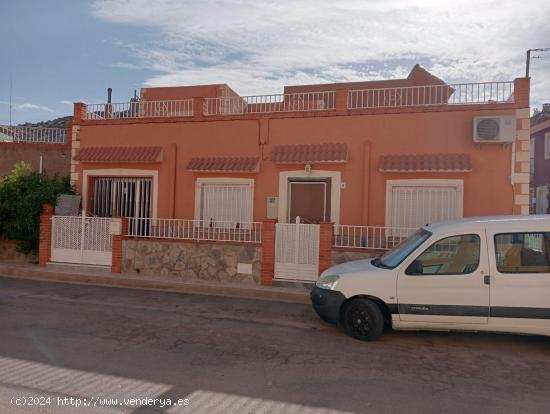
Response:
[111,217,128,273]
[194,97,205,119]
[73,102,86,122]
[513,77,530,109]
[319,222,334,275]
[38,204,54,267]
[335,89,348,112]
[513,102,531,215]
[261,219,277,286]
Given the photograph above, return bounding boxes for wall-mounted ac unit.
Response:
[473,116,516,143]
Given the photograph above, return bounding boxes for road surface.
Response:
[1,276,550,413]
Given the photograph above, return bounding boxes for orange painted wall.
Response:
[74,105,517,226]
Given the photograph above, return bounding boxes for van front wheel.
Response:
[343,299,384,341]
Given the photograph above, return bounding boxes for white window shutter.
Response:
[198,182,253,227]
[390,185,460,229]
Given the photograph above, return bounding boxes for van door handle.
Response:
[483,275,491,285]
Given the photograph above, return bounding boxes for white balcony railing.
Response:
[0,125,66,144]
[127,218,262,243]
[334,225,417,250]
[204,91,336,115]
[85,100,194,120]
[348,81,514,109]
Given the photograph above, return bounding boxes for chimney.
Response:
[107,88,112,104]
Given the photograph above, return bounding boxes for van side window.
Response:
[406,234,480,275]
[494,232,550,273]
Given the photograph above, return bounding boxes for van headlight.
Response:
[316,274,340,290]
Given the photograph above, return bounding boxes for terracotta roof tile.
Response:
[74,146,163,163]
[379,154,472,173]
[271,143,348,164]
[187,157,259,172]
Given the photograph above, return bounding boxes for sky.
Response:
[1,0,549,125]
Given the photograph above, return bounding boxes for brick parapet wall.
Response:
[38,204,54,267]
[75,101,520,127]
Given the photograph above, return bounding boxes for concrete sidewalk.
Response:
[0,262,311,304]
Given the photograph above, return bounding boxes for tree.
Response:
[0,162,74,254]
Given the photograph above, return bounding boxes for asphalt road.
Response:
[1,276,550,414]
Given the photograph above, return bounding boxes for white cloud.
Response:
[60,100,74,105]
[91,0,550,108]
[0,101,55,113]
[109,61,145,70]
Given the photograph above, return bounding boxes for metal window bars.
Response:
[0,126,66,144]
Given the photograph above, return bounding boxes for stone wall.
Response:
[332,249,378,266]
[122,239,261,284]
[0,240,37,263]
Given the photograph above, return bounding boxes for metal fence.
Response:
[204,91,336,115]
[0,125,66,144]
[85,100,194,120]
[127,218,262,243]
[348,81,514,109]
[333,225,416,250]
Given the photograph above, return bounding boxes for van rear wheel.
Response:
[343,299,384,341]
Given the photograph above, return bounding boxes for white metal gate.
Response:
[274,217,320,281]
[51,213,112,266]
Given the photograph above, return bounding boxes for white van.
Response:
[311,215,550,341]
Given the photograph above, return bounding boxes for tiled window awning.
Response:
[271,143,348,164]
[73,146,163,163]
[187,157,260,172]
[379,154,472,173]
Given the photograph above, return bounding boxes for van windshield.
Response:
[375,228,432,269]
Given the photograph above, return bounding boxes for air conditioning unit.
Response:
[473,116,516,143]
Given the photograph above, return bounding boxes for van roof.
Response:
[423,215,550,233]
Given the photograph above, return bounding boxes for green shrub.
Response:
[0,162,74,254]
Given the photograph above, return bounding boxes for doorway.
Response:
[288,179,331,224]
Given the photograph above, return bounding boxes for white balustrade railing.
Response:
[127,218,262,243]
[0,125,66,144]
[334,225,416,250]
[204,91,336,115]
[348,81,514,109]
[85,100,193,120]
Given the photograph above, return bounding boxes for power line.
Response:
[526,48,550,77]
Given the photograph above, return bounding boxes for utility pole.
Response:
[9,73,13,126]
[526,48,550,77]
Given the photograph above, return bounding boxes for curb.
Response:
[0,265,311,305]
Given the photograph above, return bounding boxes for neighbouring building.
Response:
[45,64,530,284]
[0,116,72,176]
[531,103,550,214]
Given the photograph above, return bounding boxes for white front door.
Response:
[487,230,550,334]
[397,230,490,324]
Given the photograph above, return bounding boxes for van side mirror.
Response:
[407,259,424,275]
